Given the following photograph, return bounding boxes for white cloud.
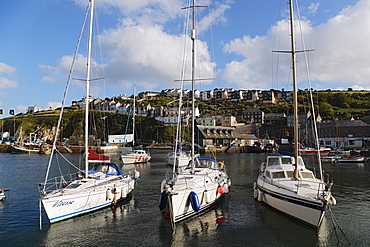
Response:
[0,62,18,90]
[308,3,319,15]
[45,101,62,110]
[15,104,27,113]
[220,0,370,90]
[0,62,16,74]
[41,1,231,94]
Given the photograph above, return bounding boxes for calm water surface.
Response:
[0,150,368,246]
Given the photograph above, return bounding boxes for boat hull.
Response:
[160,160,230,225]
[11,145,40,154]
[255,178,325,227]
[41,178,135,223]
[121,155,150,164]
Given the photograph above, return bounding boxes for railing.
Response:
[38,173,79,195]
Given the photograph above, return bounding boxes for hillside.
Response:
[1,90,369,143]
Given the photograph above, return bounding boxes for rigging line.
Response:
[271,0,285,89]
[94,5,109,99]
[294,0,323,179]
[172,2,191,179]
[207,2,217,82]
[42,3,89,192]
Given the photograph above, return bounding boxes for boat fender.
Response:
[189,191,200,212]
[223,183,229,193]
[113,184,117,205]
[202,190,210,203]
[121,186,128,199]
[257,189,264,202]
[253,182,258,199]
[328,195,337,205]
[159,191,167,211]
[218,162,225,170]
[106,188,112,200]
[227,178,231,187]
[134,170,140,179]
[217,186,225,195]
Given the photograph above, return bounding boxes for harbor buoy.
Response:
[158,191,167,211]
[189,191,200,212]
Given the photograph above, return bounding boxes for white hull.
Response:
[336,156,366,163]
[42,177,135,223]
[254,156,334,228]
[121,150,151,164]
[160,158,230,224]
[255,178,325,227]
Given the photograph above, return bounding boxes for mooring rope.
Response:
[328,206,351,245]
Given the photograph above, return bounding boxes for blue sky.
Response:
[0,0,365,117]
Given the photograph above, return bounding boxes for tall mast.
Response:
[191,0,196,163]
[84,0,94,177]
[289,0,299,179]
[133,85,136,148]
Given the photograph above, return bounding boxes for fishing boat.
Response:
[38,0,139,225]
[159,0,230,229]
[120,87,151,165]
[253,0,336,228]
[11,130,51,154]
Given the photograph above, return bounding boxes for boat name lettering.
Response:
[52,200,74,207]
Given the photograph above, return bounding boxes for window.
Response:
[272,171,285,179]
[300,172,314,179]
[286,171,294,178]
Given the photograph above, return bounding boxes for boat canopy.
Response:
[186,157,222,170]
[80,163,125,177]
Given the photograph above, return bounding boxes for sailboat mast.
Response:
[191,0,196,162]
[133,85,136,148]
[84,0,94,178]
[289,0,299,179]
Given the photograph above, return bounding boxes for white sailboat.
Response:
[120,86,151,165]
[159,0,230,229]
[38,0,139,225]
[166,91,191,170]
[253,0,336,228]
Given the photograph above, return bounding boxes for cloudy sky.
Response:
[0,0,366,116]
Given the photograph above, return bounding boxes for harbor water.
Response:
[0,150,368,246]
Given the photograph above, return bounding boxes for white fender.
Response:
[106,188,112,200]
[202,190,210,203]
[257,189,264,202]
[253,182,258,199]
[121,186,128,199]
[223,183,229,193]
[329,195,337,205]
